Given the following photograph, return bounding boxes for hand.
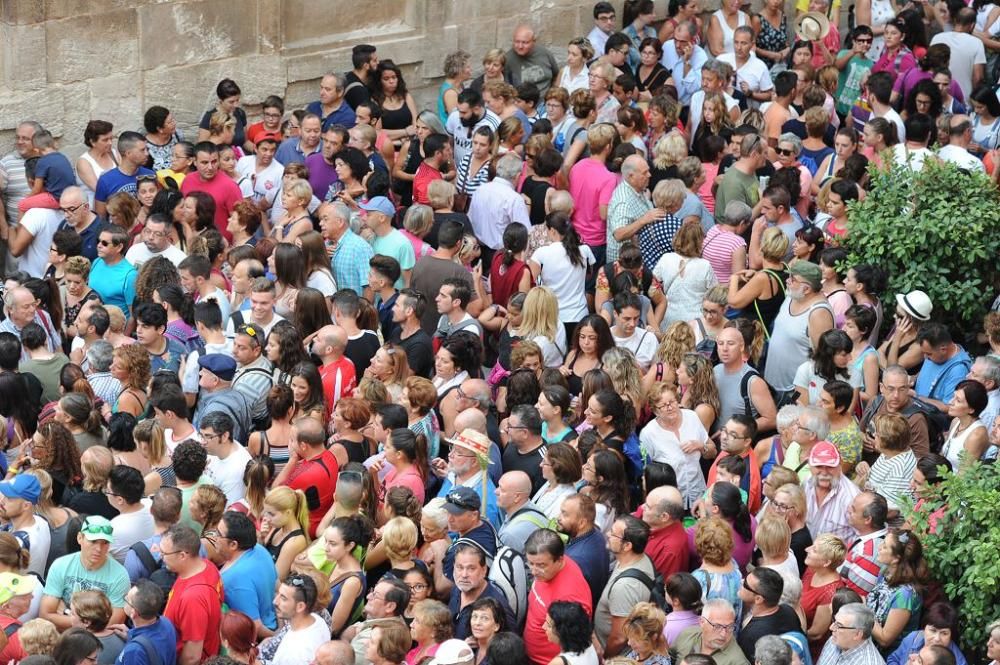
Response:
[854,461,871,480]
[471,261,483,283]
[680,439,705,455]
[641,208,666,225]
[897,316,913,334]
[108,624,129,640]
[559,366,571,377]
[493,305,507,318]
[338,191,357,208]
[740,81,750,95]
[737,269,757,283]
[753,215,769,233]
[369,458,385,474]
[431,457,449,478]
[862,431,877,453]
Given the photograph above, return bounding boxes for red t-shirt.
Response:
[707,449,763,514]
[413,162,443,205]
[524,557,592,665]
[646,521,690,579]
[180,172,243,242]
[0,616,25,663]
[286,449,339,537]
[320,357,357,418]
[164,561,224,661]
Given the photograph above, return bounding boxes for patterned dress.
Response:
[756,13,788,67]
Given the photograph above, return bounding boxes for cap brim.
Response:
[442,502,474,515]
[82,532,113,542]
[12,575,36,595]
[0,485,18,499]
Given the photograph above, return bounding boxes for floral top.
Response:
[866,576,922,654]
[829,421,864,466]
[755,13,788,67]
[692,562,744,622]
[624,651,672,665]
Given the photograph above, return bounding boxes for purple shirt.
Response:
[305,153,339,202]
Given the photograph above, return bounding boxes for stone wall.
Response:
[0,0,673,160]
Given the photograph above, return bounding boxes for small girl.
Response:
[816,65,842,129]
[693,93,733,153]
[157,141,195,190]
[715,454,749,505]
[698,134,728,215]
[219,145,253,197]
[616,106,649,157]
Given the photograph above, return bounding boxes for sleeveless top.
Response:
[265,528,305,562]
[45,507,74,570]
[77,151,117,208]
[752,267,788,334]
[438,81,457,125]
[382,101,414,132]
[764,299,835,391]
[328,570,367,636]
[337,436,371,466]
[490,253,529,316]
[755,13,788,67]
[393,138,422,206]
[260,429,291,473]
[866,0,896,60]
[715,362,761,427]
[942,419,988,468]
[761,435,786,479]
[713,9,749,54]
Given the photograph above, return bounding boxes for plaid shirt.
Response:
[817,637,886,665]
[331,229,374,297]
[606,181,653,263]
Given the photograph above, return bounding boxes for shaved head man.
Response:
[505,24,559,96]
[496,471,542,553]
[312,325,356,417]
[641,485,690,578]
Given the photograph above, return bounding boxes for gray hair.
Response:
[883,364,910,382]
[18,121,44,135]
[839,603,876,638]
[417,110,447,136]
[32,130,55,150]
[776,404,802,432]
[85,340,115,373]
[444,50,472,79]
[421,498,450,530]
[702,59,728,79]
[620,154,646,180]
[734,25,755,40]
[800,405,830,441]
[755,635,793,665]
[495,153,523,182]
[327,201,352,224]
[702,597,736,619]
[976,355,1000,386]
[777,133,802,154]
[323,71,348,93]
[723,200,753,227]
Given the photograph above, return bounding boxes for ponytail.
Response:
[712,482,753,544]
[292,489,312,542]
[545,211,585,268]
[356,297,378,333]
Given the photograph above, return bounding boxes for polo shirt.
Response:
[524,558,592,665]
[286,449,339,537]
[275,138,323,166]
[304,153,339,201]
[448,582,516,639]
[94,167,156,204]
[644,521,690,579]
[164,562,223,661]
[305,100,357,131]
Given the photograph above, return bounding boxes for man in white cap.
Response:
[804,441,860,541]
[432,429,501,529]
[429,639,475,665]
[0,474,50,577]
[0,571,37,662]
[362,196,414,289]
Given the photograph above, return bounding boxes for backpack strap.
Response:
[3,622,19,638]
[130,542,159,575]
[740,369,762,419]
[509,507,549,531]
[611,567,655,593]
[134,634,164,665]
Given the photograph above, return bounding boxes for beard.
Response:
[460,113,481,128]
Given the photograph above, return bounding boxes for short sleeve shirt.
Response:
[164,562,223,660]
[43,552,130,607]
[594,555,656,647]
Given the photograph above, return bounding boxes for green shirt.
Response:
[835,51,874,116]
[714,167,760,224]
[43,552,129,607]
[180,475,210,533]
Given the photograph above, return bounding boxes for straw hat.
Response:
[795,12,831,41]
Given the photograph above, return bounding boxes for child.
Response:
[692,93,733,156]
[816,65,842,129]
[716,454,750,506]
[18,130,75,213]
[515,82,542,125]
[698,134,728,215]
[616,105,649,156]
[157,141,195,190]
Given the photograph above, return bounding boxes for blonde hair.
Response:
[71,590,113,631]
[652,179,686,211]
[107,306,127,334]
[427,180,455,209]
[20,618,58,656]
[403,204,434,238]
[209,111,236,135]
[705,284,728,307]
[774,483,807,518]
[264,486,312,541]
[623,602,668,654]
[285,179,313,207]
[64,256,92,280]
[602,347,643,410]
[412,599,454,643]
[81,446,114,492]
[765,466,798,492]
[511,340,543,369]
[482,48,506,66]
[811,533,847,568]
[673,221,705,258]
[653,130,688,169]
[382,516,419,562]
[134,419,166,466]
[695,516,734,566]
[587,122,618,154]
[654,321,696,367]
[755,517,792,559]
[589,60,616,87]
[760,227,790,263]
[519,286,560,343]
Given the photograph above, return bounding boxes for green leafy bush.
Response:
[841,159,1000,333]
[905,461,1000,659]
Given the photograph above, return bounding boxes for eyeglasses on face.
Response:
[59,204,84,214]
[702,617,735,632]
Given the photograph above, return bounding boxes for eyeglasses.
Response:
[855,38,873,44]
[408,583,429,592]
[743,580,759,595]
[504,424,528,432]
[702,617,735,632]
[770,502,794,512]
[776,147,795,156]
[98,239,114,247]
[832,621,859,631]
[59,204,84,214]
[339,470,364,481]
[264,112,283,118]
[159,550,182,557]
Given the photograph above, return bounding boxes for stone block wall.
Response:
[0,0,676,160]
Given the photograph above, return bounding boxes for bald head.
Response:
[314,325,347,360]
[315,640,354,665]
[59,186,85,207]
[645,485,684,527]
[459,379,491,411]
[294,417,327,448]
[513,25,537,56]
[4,286,35,327]
[500,470,532,495]
[453,408,487,436]
[547,189,574,215]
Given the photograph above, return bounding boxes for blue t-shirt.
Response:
[94,167,156,204]
[90,258,137,319]
[565,527,610,607]
[43,552,130,607]
[116,617,178,665]
[437,474,502,530]
[150,337,188,374]
[220,544,279,630]
[371,229,415,289]
[305,100,357,131]
[914,347,972,404]
[35,152,76,199]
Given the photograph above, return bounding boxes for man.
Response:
[183,300,231,408]
[468,153,530,256]
[282,418,339,537]
[229,257,266,314]
[311,325,356,417]
[854,72,905,141]
[610,292,657,371]
[0,287,61,361]
[93,132,155,218]
[340,578,409,665]
[714,326,778,433]
[434,278,483,347]
[595,515,656,657]
[344,45,378,109]
[840,492,888,597]
[720,27,774,107]
[891,114,936,172]
[804,442,860,541]
[332,290,381,377]
[0,474,50,576]
[607,155,664,263]
[41,515,129,630]
[715,133,766,224]
[236,135,284,207]
[123,487,184,584]
[640,485,690,579]
[587,2,617,59]
[707,415,763,513]
[180,256,231,329]
[318,201,373,297]
[688,60,741,148]
[151,385,200,453]
[434,429,501,529]
[671,599,749,665]
[784,405,831,480]
[202,412,252,504]
[215,511,278,638]
[445,89,501,167]
[232,322,275,427]
[161,524,224,665]
[107,465,156,564]
[85,339,121,405]
[446,394,504,479]
[755,635,793,665]
[413,133,451,205]
[750,185,802,265]
[269,574,331,665]
[764,261,834,392]
[523,529,592,665]
[0,121,40,231]
[227,277,285,337]
[969,355,1000,430]
[306,74,357,132]
[411,220,480,335]
[604,33,633,74]
[173,441,211,532]
[816,603,885,665]
[914,323,972,410]
[306,124,348,201]
[57,186,108,261]
[501,406,546,494]
[275,113,324,165]
[180,142,242,241]
[135,302,187,374]
[0,571,35,663]
[558,494,609,607]
[126,213,186,267]
[667,21,708,105]
[504,25,559,97]
[390,289,434,378]
[496,470,548,553]
[859,366,932,459]
[432,486,499,597]
[362,196,414,288]
[313,641,355,665]
[929,7,985,98]
[194,354,253,444]
[939,115,987,172]
[764,71,798,146]
[9,206,61,277]
[568,124,617,270]
[18,322,68,403]
[447,542,516,639]
[736,568,801,661]
[118,580,178,665]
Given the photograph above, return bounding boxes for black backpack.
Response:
[862,395,951,453]
[739,369,798,437]
[130,542,177,611]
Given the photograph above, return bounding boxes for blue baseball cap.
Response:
[359,196,395,218]
[198,354,237,381]
[0,474,41,504]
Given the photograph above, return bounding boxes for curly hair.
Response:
[267,320,308,375]
[602,347,643,413]
[191,484,227,537]
[623,602,668,655]
[36,421,82,487]
[547,601,593,654]
[506,369,541,414]
[679,352,721,418]
[114,343,151,392]
[654,321,696,368]
[695,516,734,566]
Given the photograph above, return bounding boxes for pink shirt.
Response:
[384,466,425,504]
[811,24,841,69]
[702,225,747,284]
[699,162,720,214]
[568,158,618,246]
[181,172,243,242]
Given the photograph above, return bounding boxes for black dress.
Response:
[381,100,414,132]
[635,63,670,95]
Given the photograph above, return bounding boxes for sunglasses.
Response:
[81,520,113,536]
[776,147,795,156]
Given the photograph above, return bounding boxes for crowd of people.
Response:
[0,2,998,665]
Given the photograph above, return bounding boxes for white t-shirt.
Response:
[110,506,156,564]
[612,327,659,371]
[208,444,253,505]
[18,208,61,278]
[183,340,234,394]
[14,514,51,578]
[306,269,337,298]
[236,156,284,206]
[793,360,864,404]
[225,312,285,338]
[165,428,201,454]
[929,32,986,99]
[126,242,187,268]
[876,108,907,142]
[891,143,934,172]
[639,410,708,507]
[199,287,231,326]
[938,144,986,171]
[532,242,596,323]
[719,53,774,98]
[270,613,332,665]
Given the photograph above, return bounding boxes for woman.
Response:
[228,457,274,528]
[878,290,932,375]
[53,627,102,665]
[755,517,800,597]
[197,78,250,151]
[660,0,703,42]
[107,344,148,419]
[640,382,708,509]
[561,315,614,398]
[381,428,427,505]
[515,287,566,369]
[536,386,577,445]
[752,0,789,67]
[817,250,850,327]
[802,534,847,655]
[189,484,226,559]
[867,530,928,653]
[133,419,172,494]
[220,611,259,665]
[873,18,916,83]
[470,597,506,665]
[489,225,533,317]
[407,600,453,665]
[289,361,326,424]
[813,127,860,196]
[367,621,411,665]
[401,567,434,622]
[416,498,449,568]
[76,121,118,208]
[588,61,620,125]
[69,591,124,665]
[363,343,411,404]
[268,243,305,318]
[393,112,447,207]
[294,289,332,347]
[142,107,183,175]
[857,413,918,514]
[663,573,704,644]
[434,333,481,398]
[62,257,102,338]
[267,321,308,386]
[249,384,295,474]
[654,223,718,328]
[727,227,789,336]
[456,127,495,207]
[708,0,750,56]
[772,134,813,207]
[794,329,858,406]
[887,602,967,665]
[678,352,722,439]
[635,38,669,100]
[819,179,859,243]
[844,264,887,347]
[545,601,599,665]
[841,306,879,405]
[227,199,262,249]
[581,448,630,532]
[640,322,693,396]
[374,61,418,141]
[650,130,686,188]
[559,38,593,94]
[261,486,311,580]
[402,378,439,460]
[333,148,371,201]
[528,213,595,342]
[623,602,671,665]
[969,85,1000,155]
[27,468,75,570]
[820,380,864,474]
[269,179,313,243]
[770,483,813,571]
[324,515,371,638]
[562,90,597,172]
[297,231,337,304]
[153,284,197,354]
[544,89,574,154]
[533,443,582,519]
[55,393,105,452]
[691,516,743,617]
[585,388,638,455]
[329,397,373,467]
[791,225,825,265]
[400,205,434,262]
[755,408,801,486]
[439,50,472,125]
[941,379,990,470]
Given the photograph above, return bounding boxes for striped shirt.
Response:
[455,153,491,197]
[839,528,887,597]
[805,474,861,542]
[0,152,30,225]
[702,225,747,284]
[867,449,916,510]
[606,181,653,263]
[816,637,886,665]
